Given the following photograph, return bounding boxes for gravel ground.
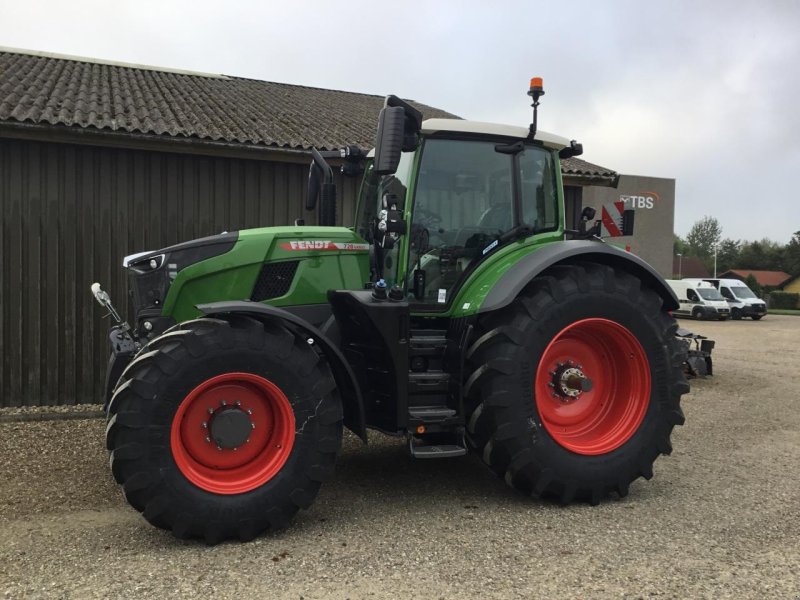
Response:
[1,315,799,599]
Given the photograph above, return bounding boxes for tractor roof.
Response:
[421,118,571,150]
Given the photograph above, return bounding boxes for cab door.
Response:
[406,137,559,311]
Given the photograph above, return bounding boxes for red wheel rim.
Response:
[170,372,295,494]
[535,318,651,455]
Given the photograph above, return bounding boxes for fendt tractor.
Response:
[93,78,689,543]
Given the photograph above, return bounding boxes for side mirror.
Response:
[374,106,405,175]
[306,148,335,219]
[559,140,584,159]
[373,95,423,175]
[306,160,322,211]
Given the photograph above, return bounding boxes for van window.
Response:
[698,288,724,301]
[720,287,734,300]
[731,286,757,299]
[687,289,699,302]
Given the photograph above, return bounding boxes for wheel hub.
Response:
[549,361,593,401]
[209,406,253,449]
[171,372,296,494]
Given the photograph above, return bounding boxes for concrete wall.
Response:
[581,174,675,277]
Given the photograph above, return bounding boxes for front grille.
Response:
[250,261,299,301]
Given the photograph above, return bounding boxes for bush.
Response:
[768,291,800,309]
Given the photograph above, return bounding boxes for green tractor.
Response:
[93,79,688,543]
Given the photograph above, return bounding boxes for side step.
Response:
[408,433,467,459]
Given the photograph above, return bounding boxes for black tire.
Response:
[106,316,342,543]
[464,263,688,504]
[732,307,742,320]
[691,307,703,320]
[751,315,763,320]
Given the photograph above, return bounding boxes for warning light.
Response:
[416,425,426,434]
[528,77,544,99]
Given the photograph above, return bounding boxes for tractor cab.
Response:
[355,119,565,310]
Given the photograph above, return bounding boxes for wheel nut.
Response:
[207,408,214,415]
[201,422,208,429]
[205,436,211,443]
[251,423,256,429]
[221,400,227,406]
[247,409,253,415]
[235,400,241,406]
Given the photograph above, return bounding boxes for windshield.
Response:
[731,286,757,299]
[408,139,557,305]
[697,288,724,301]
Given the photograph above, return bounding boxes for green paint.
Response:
[162,226,370,322]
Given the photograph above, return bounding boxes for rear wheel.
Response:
[751,315,763,321]
[106,316,342,543]
[732,307,742,320]
[691,306,703,320]
[465,263,688,504]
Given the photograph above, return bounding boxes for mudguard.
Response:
[197,301,367,443]
[479,240,679,314]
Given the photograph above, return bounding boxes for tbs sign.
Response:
[620,192,659,210]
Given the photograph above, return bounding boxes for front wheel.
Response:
[465,263,688,504]
[106,316,343,543]
[751,315,763,320]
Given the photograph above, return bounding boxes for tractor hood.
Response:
[159,226,371,323]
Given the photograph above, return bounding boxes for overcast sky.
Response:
[2,0,798,243]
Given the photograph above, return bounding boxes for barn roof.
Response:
[718,270,792,288]
[0,47,616,181]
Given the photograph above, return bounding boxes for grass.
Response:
[768,309,800,316]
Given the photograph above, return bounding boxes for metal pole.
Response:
[677,253,682,279]
[713,245,718,278]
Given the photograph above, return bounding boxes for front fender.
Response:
[478,241,679,314]
[196,301,367,443]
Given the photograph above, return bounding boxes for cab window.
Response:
[408,139,558,306]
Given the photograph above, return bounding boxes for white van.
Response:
[685,278,767,320]
[666,280,731,320]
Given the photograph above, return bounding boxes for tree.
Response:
[686,216,722,260]
[673,233,689,257]
[745,274,763,298]
[738,238,785,272]
[716,238,741,274]
[785,231,800,277]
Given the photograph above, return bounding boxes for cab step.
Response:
[408,432,467,459]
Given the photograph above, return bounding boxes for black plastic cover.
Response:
[374,106,405,175]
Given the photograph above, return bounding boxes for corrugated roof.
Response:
[0,47,456,150]
[561,156,617,179]
[719,270,792,287]
[0,47,617,181]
